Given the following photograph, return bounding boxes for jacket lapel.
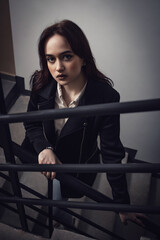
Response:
[58,80,101,139]
[37,80,57,143]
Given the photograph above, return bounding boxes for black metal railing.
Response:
[0,98,160,124]
[0,76,28,231]
[0,76,160,239]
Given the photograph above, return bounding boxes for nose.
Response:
[56,59,64,72]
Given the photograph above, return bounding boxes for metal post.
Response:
[48,179,53,237]
[0,75,28,231]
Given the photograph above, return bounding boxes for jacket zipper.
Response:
[77,122,87,178]
[78,122,87,164]
[85,146,98,163]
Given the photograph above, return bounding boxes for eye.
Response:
[63,54,73,61]
[46,56,55,63]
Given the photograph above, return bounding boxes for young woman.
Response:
[23,19,146,226]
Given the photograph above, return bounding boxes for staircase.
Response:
[0,222,96,240]
[0,74,96,239]
[0,74,160,240]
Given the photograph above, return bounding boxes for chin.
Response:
[58,79,72,85]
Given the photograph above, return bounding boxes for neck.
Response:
[61,75,87,106]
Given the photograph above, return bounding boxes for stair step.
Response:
[52,228,96,240]
[1,78,16,98]
[0,222,96,240]
[0,222,47,240]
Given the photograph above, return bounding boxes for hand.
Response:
[38,149,61,180]
[119,212,148,227]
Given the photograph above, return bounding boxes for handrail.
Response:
[0,98,159,124]
[0,163,160,173]
[0,197,160,214]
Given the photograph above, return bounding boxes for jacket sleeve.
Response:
[99,92,130,204]
[24,94,53,154]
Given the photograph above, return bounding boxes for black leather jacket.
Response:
[23,78,130,203]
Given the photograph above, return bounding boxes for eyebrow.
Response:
[45,50,73,57]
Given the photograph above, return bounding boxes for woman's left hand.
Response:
[119,212,148,227]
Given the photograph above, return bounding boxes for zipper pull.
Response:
[83,122,87,127]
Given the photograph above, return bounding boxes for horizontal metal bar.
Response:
[0,99,160,124]
[0,197,159,214]
[0,163,160,173]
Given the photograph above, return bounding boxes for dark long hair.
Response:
[31,19,113,91]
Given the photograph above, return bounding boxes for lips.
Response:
[56,74,67,80]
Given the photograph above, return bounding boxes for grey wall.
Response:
[9,0,160,162]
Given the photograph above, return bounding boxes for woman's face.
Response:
[45,34,84,87]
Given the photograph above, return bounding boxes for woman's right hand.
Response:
[38,149,61,180]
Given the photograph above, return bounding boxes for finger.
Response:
[42,171,50,178]
[43,172,47,177]
[41,160,50,176]
[51,171,56,180]
[38,158,45,164]
[120,216,128,225]
[46,172,51,179]
[137,213,149,220]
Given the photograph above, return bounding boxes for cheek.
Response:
[69,61,82,73]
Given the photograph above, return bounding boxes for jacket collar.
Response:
[38,78,101,105]
[38,79,57,100]
[78,79,102,106]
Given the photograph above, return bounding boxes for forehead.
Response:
[45,34,72,55]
